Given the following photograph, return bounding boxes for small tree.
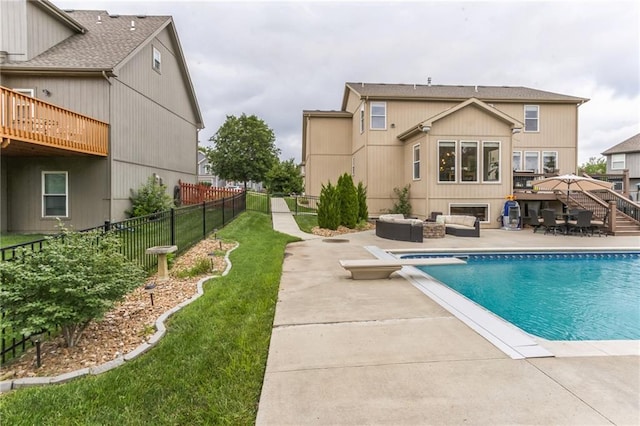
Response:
[579,156,607,175]
[337,173,358,229]
[317,182,341,230]
[127,175,174,217]
[389,184,412,216]
[0,224,146,347]
[265,158,304,194]
[356,182,368,222]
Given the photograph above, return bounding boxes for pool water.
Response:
[413,252,640,341]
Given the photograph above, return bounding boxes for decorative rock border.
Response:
[0,242,239,393]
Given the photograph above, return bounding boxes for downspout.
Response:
[102,71,113,222]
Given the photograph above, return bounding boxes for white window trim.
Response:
[524,105,539,132]
[482,141,501,183]
[611,153,625,170]
[42,171,69,218]
[448,203,490,223]
[513,150,523,171]
[412,143,421,180]
[152,46,161,73]
[460,140,479,183]
[524,151,540,173]
[542,151,558,174]
[437,140,457,183]
[370,101,386,130]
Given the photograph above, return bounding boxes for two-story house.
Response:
[302,82,588,228]
[0,0,203,233]
[601,133,640,201]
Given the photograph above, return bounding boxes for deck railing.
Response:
[178,180,243,205]
[0,86,108,156]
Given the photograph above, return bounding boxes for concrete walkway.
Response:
[259,203,640,425]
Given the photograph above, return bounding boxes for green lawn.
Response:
[0,211,298,425]
[293,214,318,233]
[0,233,46,248]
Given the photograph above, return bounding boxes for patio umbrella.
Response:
[534,174,614,202]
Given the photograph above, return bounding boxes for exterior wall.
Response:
[0,156,6,232]
[26,1,76,60]
[303,116,351,196]
[0,0,28,62]
[5,157,109,233]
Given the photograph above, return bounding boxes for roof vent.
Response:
[475,85,478,92]
[130,20,136,30]
[427,77,432,86]
[97,15,102,24]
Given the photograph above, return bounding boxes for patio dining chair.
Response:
[567,209,592,236]
[590,212,608,237]
[526,209,543,233]
[541,209,565,235]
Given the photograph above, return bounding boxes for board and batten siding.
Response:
[26,1,76,60]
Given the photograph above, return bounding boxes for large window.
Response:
[438,141,456,182]
[413,144,420,180]
[370,102,386,130]
[42,172,68,217]
[524,105,539,132]
[513,151,522,171]
[542,151,557,174]
[524,151,539,173]
[611,154,625,170]
[483,142,500,182]
[450,204,488,222]
[461,141,478,182]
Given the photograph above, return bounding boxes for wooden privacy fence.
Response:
[178,180,243,205]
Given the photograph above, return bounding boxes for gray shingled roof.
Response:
[2,10,170,70]
[601,133,640,155]
[344,82,588,103]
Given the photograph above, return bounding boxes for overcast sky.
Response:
[55,0,640,165]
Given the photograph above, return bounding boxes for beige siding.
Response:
[6,157,109,233]
[304,116,351,196]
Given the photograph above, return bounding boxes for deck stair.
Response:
[562,191,640,236]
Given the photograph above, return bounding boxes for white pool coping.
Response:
[366,245,640,359]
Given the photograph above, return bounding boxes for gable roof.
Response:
[0,6,203,129]
[342,82,588,110]
[397,97,522,141]
[601,133,640,155]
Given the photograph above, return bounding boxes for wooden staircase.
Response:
[565,191,640,236]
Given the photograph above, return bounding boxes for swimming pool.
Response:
[403,251,640,341]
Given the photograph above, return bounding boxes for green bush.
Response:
[389,184,412,216]
[127,175,174,217]
[337,173,358,229]
[0,223,146,347]
[356,181,368,221]
[317,182,340,230]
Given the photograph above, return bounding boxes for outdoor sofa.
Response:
[375,214,424,242]
[435,215,480,237]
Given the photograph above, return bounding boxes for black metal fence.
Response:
[1,191,252,365]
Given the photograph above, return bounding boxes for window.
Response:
[42,172,68,217]
[359,107,364,134]
[450,204,488,222]
[542,151,558,174]
[152,46,161,72]
[524,105,539,132]
[483,142,500,182]
[12,88,34,121]
[370,102,386,130]
[611,154,625,170]
[413,144,420,180]
[512,151,522,171]
[438,141,456,182]
[524,151,539,173]
[460,141,478,182]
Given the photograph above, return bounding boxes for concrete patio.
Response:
[258,199,640,425]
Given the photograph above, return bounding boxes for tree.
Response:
[389,184,412,216]
[0,224,146,347]
[337,173,358,229]
[204,114,280,188]
[579,156,607,175]
[265,158,303,194]
[127,175,175,217]
[356,182,368,222]
[317,182,340,230]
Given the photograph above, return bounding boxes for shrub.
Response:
[317,182,340,230]
[337,173,358,229]
[0,223,146,347]
[127,175,174,217]
[356,181,368,222]
[389,184,412,216]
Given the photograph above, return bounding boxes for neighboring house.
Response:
[196,151,263,191]
[302,82,588,227]
[601,133,640,201]
[0,0,203,233]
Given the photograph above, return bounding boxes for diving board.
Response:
[339,257,466,280]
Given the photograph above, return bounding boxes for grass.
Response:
[0,211,298,425]
[294,214,318,233]
[0,233,46,248]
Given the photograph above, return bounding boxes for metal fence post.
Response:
[202,201,206,238]
[104,220,111,231]
[170,208,176,246]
